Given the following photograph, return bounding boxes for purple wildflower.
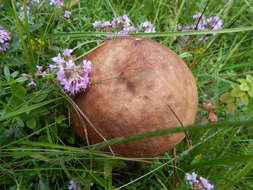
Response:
[56,57,92,95]
[138,21,156,33]
[68,180,77,190]
[63,49,73,57]
[112,14,131,28]
[41,71,46,77]
[31,0,40,4]
[36,65,43,71]
[0,25,11,52]
[92,21,112,32]
[21,73,36,87]
[93,14,155,36]
[83,59,92,73]
[21,4,31,11]
[52,53,65,65]
[49,64,57,71]
[192,13,223,31]
[177,13,223,41]
[199,177,214,190]
[185,172,214,190]
[207,16,223,30]
[27,80,36,87]
[35,65,47,77]
[192,13,202,19]
[118,26,136,34]
[50,0,64,8]
[63,10,72,18]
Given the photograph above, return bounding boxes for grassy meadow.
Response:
[0,0,253,189]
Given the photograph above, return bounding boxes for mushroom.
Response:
[71,36,198,157]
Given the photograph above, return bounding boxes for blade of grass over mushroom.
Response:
[91,120,253,150]
[91,72,154,86]
[72,40,104,51]
[46,26,253,39]
[0,97,63,121]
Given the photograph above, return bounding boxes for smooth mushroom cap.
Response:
[71,36,198,157]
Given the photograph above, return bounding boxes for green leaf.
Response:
[239,95,249,105]
[4,65,10,80]
[248,88,253,97]
[11,84,26,99]
[236,79,246,84]
[219,92,235,103]
[225,103,236,114]
[246,75,253,84]
[8,95,23,108]
[238,82,250,91]
[10,71,19,78]
[230,86,245,97]
[16,77,28,83]
[46,26,253,39]
[26,118,36,129]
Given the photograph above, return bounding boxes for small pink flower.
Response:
[138,21,156,33]
[49,64,57,71]
[36,65,43,71]
[63,10,72,18]
[63,49,73,57]
[52,53,65,64]
[27,80,36,87]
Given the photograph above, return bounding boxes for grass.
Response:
[0,0,253,189]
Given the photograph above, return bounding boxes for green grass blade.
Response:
[91,120,253,150]
[0,97,63,121]
[46,26,253,39]
[220,161,253,190]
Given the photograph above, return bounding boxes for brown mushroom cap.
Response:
[71,36,198,157]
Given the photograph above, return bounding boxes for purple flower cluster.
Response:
[49,0,72,19]
[21,4,31,15]
[138,21,156,33]
[0,25,11,52]
[52,49,92,95]
[185,172,214,190]
[93,14,155,35]
[50,0,64,8]
[178,13,223,41]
